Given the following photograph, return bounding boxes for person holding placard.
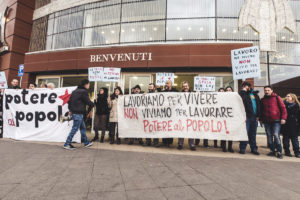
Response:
[239,82,261,155]
[161,80,177,147]
[108,87,123,145]
[93,87,109,143]
[177,81,196,151]
[220,86,234,153]
[8,79,21,89]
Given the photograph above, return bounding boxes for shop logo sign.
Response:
[90,52,152,63]
[0,6,10,55]
[239,0,296,52]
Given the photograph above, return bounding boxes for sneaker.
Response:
[267,152,276,157]
[190,146,196,151]
[84,142,93,148]
[177,145,183,150]
[239,150,245,154]
[276,152,283,159]
[251,151,260,155]
[63,144,76,150]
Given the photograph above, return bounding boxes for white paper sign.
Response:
[231,46,261,80]
[194,77,215,92]
[156,73,175,86]
[0,71,8,88]
[3,87,81,143]
[103,68,121,82]
[88,67,104,82]
[118,92,248,141]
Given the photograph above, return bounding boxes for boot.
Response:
[100,131,105,143]
[214,140,218,148]
[117,137,121,145]
[110,136,114,144]
[92,131,99,142]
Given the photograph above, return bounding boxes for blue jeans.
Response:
[240,116,258,152]
[264,122,282,153]
[283,135,300,155]
[64,114,89,146]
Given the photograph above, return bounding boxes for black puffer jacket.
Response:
[281,102,300,137]
[68,86,94,114]
[95,92,109,115]
[239,89,261,118]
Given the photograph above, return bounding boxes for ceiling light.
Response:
[111,30,115,34]
[149,37,153,40]
[244,31,248,34]
[188,27,192,31]
[105,40,109,43]
[131,28,135,32]
[281,36,286,40]
[179,37,183,40]
[233,30,237,33]
[142,27,146,31]
[222,28,227,32]
[290,38,294,41]
[176,27,180,31]
[121,29,125,33]
[200,27,204,31]
[153,27,157,31]
[101,31,105,34]
[254,32,258,35]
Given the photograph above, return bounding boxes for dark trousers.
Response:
[109,122,119,140]
[195,139,208,146]
[178,138,195,147]
[163,138,173,145]
[240,116,258,152]
[146,138,159,145]
[283,135,299,155]
[221,141,233,150]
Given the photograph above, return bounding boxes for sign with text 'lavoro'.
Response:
[156,73,174,86]
[118,92,248,141]
[3,87,81,143]
[88,67,120,82]
[194,77,215,92]
[231,46,260,80]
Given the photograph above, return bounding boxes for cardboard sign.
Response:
[3,87,81,143]
[103,68,121,82]
[0,71,8,88]
[231,46,261,80]
[194,77,215,92]
[156,73,175,86]
[88,67,104,82]
[118,92,248,141]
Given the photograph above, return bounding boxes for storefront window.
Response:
[37,78,60,88]
[83,24,120,46]
[270,65,300,96]
[269,43,300,65]
[167,0,215,18]
[124,75,152,94]
[166,19,215,41]
[254,64,268,87]
[53,30,83,49]
[216,0,244,17]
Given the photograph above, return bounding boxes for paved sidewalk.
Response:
[1,140,300,200]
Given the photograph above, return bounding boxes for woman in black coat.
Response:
[282,93,300,157]
[92,87,110,143]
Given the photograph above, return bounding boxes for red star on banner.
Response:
[59,89,71,106]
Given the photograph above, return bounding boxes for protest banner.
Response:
[231,46,261,80]
[194,77,215,92]
[118,92,248,141]
[103,67,121,82]
[0,71,8,88]
[3,87,81,143]
[156,73,174,86]
[88,67,104,82]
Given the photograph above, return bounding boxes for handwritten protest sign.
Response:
[3,87,81,143]
[118,92,248,141]
[156,73,174,86]
[0,71,8,88]
[88,67,104,82]
[194,77,215,92]
[231,46,260,80]
[103,67,121,82]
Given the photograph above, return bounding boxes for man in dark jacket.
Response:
[178,81,196,151]
[8,79,21,89]
[162,80,177,147]
[64,79,94,150]
[260,86,287,159]
[239,82,261,155]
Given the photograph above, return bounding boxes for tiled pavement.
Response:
[0,139,300,200]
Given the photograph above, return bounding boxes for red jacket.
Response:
[260,93,287,122]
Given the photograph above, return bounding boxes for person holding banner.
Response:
[64,79,94,150]
[177,81,196,151]
[239,82,261,155]
[128,85,144,146]
[29,83,37,90]
[8,79,21,89]
[260,86,287,159]
[144,83,160,147]
[93,87,109,143]
[108,86,123,145]
[220,86,234,153]
[162,80,177,147]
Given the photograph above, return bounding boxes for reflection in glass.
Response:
[83,25,120,46]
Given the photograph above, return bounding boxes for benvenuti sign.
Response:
[90,52,152,63]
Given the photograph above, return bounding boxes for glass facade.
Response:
[30,0,300,96]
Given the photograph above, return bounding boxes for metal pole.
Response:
[19,76,22,88]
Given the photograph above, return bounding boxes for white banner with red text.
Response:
[118,92,248,141]
[3,87,81,143]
